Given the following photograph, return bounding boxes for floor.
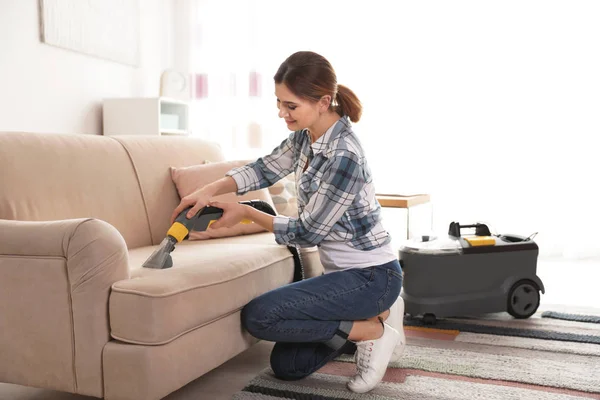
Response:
[1,258,598,400]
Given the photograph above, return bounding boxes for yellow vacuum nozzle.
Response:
[167,222,190,243]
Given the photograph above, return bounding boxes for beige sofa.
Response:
[0,132,322,400]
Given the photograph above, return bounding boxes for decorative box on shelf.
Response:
[103,97,189,136]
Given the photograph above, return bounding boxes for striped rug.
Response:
[233,306,600,399]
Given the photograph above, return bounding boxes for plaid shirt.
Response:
[227,116,391,250]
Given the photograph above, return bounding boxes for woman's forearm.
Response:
[244,205,275,233]
[206,176,238,196]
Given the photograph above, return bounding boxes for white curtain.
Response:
[184,0,600,260]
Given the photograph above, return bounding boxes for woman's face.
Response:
[275,83,320,131]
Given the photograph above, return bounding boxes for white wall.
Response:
[190,0,600,259]
[0,0,173,135]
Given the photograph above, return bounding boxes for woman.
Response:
[170,51,405,393]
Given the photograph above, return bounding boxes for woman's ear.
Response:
[320,95,332,112]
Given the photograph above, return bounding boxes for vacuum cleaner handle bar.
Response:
[172,200,278,236]
[448,222,491,238]
[192,200,279,231]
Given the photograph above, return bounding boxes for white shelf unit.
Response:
[103,97,190,136]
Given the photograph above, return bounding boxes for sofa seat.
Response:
[201,232,323,278]
[109,235,295,345]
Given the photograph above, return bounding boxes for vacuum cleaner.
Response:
[142,200,304,281]
[400,222,545,324]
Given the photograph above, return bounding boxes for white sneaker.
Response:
[347,323,400,393]
[386,296,406,362]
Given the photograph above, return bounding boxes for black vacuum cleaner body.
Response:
[400,222,545,324]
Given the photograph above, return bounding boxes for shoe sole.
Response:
[388,296,406,363]
[389,332,406,362]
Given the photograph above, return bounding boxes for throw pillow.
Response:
[268,173,298,218]
[170,160,275,240]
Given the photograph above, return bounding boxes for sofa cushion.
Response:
[268,173,298,218]
[205,232,324,278]
[170,160,275,240]
[109,236,295,345]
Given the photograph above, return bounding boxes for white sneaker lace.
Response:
[355,341,374,374]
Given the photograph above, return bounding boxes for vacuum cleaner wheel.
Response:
[422,313,437,325]
[507,279,540,319]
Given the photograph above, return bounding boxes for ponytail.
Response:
[335,84,362,123]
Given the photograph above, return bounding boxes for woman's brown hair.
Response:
[274,51,362,123]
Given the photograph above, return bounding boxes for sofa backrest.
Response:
[0,132,226,248]
[112,135,225,245]
[0,132,152,248]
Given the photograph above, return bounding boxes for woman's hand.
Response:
[170,176,240,224]
[170,187,213,224]
[207,200,249,229]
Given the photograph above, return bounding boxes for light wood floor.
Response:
[1,258,598,400]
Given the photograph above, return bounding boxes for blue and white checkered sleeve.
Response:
[273,151,365,246]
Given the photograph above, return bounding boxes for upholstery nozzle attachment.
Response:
[141,237,176,269]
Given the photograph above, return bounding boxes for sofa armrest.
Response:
[0,218,130,397]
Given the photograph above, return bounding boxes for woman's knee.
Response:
[270,344,312,381]
[241,297,277,337]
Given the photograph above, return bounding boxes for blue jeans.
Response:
[241,259,402,380]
